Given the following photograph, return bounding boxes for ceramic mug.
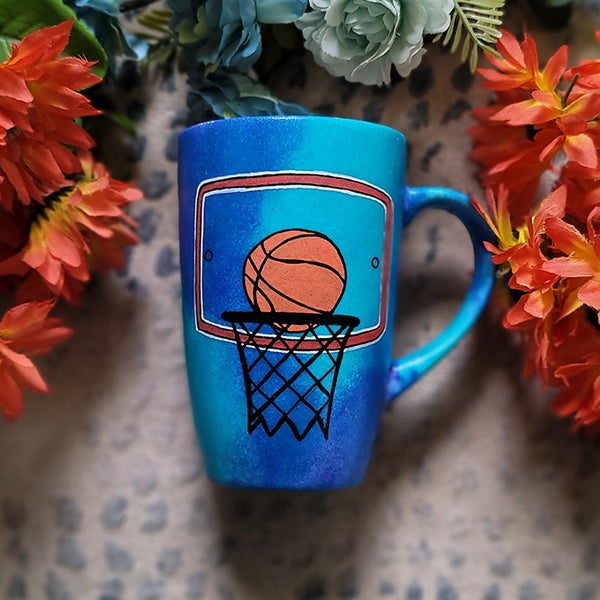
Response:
[178,116,494,490]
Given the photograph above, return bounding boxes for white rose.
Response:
[297,0,454,85]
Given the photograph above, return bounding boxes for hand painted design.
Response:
[243,229,347,330]
[194,171,391,349]
[223,229,359,441]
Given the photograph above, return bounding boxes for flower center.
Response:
[341,0,394,46]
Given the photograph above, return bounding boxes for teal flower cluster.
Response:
[297,0,454,85]
[168,0,306,71]
[167,0,309,118]
[188,70,311,118]
[65,0,148,71]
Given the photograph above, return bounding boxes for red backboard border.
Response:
[195,171,393,350]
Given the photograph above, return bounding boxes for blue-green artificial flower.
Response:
[65,0,148,71]
[188,69,310,118]
[297,0,453,85]
[167,0,307,72]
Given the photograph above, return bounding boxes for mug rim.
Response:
[178,114,406,144]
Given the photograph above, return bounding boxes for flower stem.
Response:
[562,73,580,108]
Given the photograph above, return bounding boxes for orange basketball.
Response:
[243,229,347,320]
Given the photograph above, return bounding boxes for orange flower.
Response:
[561,165,600,222]
[543,207,600,319]
[477,187,570,384]
[550,310,600,428]
[471,29,600,433]
[487,186,566,288]
[564,31,600,90]
[479,30,543,91]
[517,302,579,389]
[0,300,72,420]
[553,351,600,428]
[490,80,600,173]
[472,185,527,255]
[0,151,142,304]
[474,31,600,222]
[0,20,101,211]
[470,95,536,168]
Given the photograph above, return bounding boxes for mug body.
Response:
[179,116,405,489]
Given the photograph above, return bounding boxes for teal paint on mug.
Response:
[178,116,494,490]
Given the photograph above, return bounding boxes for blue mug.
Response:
[178,116,494,490]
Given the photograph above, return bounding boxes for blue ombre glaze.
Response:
[178,116,493,489]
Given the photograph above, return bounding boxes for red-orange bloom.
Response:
[0,20,101,211]
[550,310,600,428]
[0,151,142,304]
[564,31,600,90]
[543,207,600,318]
[479,30,542,91]
[474,31,600,222]
[471,29,600,432]
[0,300,72,420]
[553,350,600,428]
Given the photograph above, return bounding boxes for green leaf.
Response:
[138,7,172,33]
[435,0,505,72]
[105,111,137,137]
[0,0,108,78]
[193,7,211,39]
[175,18,201,44]
[0,37,11,62]
[147,39,177,64]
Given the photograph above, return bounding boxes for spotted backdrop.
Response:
[1,3,600,600]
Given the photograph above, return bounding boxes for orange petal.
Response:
[492,98,561,126]
[0,368,24,420]
[0,156,30,205]
[558,285,584,320]
[0,67,33,102]
[5,352,48,393]
[545,217,598,261]
[540,45,568,91]
[11,326,72,355]
[564,133,598,169]
[504,294,534,327]
[564,93,600,121]
[544,256,596,277]
[578,279,600,310]
[524,289,554,319]
[36,255,63,287]
[495,30,525,69]
[44,224,84,268]
[0,299,53,334]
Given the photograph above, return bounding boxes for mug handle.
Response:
[386,186,495,401]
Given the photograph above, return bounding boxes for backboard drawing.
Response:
[195,171,393,351]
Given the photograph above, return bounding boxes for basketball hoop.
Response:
[222,311,360,441]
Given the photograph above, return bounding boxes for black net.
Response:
[222,312,359,441]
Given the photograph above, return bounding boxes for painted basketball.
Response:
[243,229,347,323]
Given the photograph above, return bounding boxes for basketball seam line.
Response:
[254,282,276,312]
[247,252,275,312]
[264,232,347,292]
[253,241,271,310]
[262,256,346,284]
[251,271,335,314]
[266,230,326,255]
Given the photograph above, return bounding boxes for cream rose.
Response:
[297,0,453,85]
